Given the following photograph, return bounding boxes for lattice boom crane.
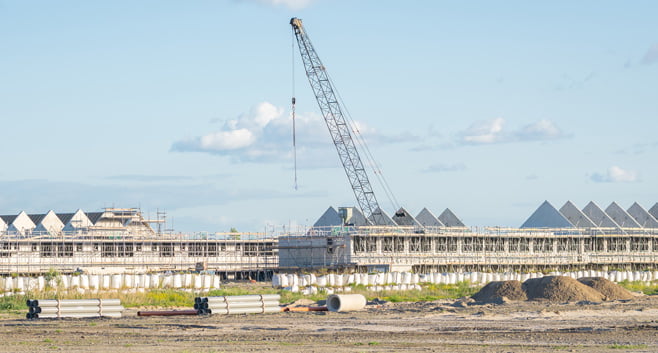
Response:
[290,17,385,226]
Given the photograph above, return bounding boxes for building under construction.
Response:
[1,202,658,276]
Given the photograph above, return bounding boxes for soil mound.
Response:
[523,276,605,302]
[577,277,634,300]
[472,280,527,302]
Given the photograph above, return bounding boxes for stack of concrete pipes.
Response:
[195,294,281,315]
[26,299,124,319]
[273,270,658,294]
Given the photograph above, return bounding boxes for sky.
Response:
[1,0,657,233]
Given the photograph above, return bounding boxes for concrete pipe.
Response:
[32,299,121,307]
[36,306,124,314]
[226,307,266,315]
[326,294,366,312]
[31,312,123,319]
[224,295,264,302]
[225,300,279,309]
[260,294,281,301]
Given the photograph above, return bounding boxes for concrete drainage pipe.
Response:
[327,294,366,312]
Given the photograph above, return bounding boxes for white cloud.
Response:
[240,0,315,10]
[516,120,565,141]
[642,43,658,65]
[459,118,566,145]
[461,118,505,144]
[171,101,415,166]
[590,166,638,183]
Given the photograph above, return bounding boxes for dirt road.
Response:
[1,296,657,352]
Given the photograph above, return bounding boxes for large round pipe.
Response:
[326,294,366,312]
[31,299,121,307]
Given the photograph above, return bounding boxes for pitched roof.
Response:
[438,208,466,227]
[33,210,65,234]
[415,208,444,227]
[57,212,76,225]
[520,201,574,228]
[313,206,343,227]
[367,208,397,226]
[340,207,369,226]
[627,202,658,228]
[85,212,104,224]
[391,207,421,227]
[648,203,658,221]
[28,213,46,225]
[0,215,17,224]
[605,202,641,228]
[559,201,596,228]
[582,201,621,228]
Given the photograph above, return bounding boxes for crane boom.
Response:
[290,17,385,226]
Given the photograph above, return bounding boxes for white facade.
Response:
[61,209,94,233]
[32,210,65,235]
[7,211,36,235]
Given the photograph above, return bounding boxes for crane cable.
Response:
[326,72,401,212]
[291,30,298,191]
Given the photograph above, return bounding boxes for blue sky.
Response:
[1,0,657,232]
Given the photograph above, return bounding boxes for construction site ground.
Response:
[1,294,657,352]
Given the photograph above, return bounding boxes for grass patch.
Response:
[617,281,658,295]
[376,282,480,302]
[0,280,484,313]
[608,343,649,349]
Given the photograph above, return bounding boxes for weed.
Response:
[617,281,658,295]
[608,343,649,349]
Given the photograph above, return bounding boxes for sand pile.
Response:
[523,276,605,302]
[577,277,635,300]
[471,280,527,302]
[472,276,634,303]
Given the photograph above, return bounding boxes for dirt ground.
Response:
[1,295,657,353]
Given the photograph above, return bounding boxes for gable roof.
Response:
[391,207,421,227]
[6,211,36,235]
[582,201,621,228]
[605,202,641,228]
[559,201,596,228]
[0,215,17,225]
[648,203,658,222]
[33,210,65,234]
[340,207,369,226]
[57,212,76,225]
[28,213,47,225]
[85,212,104,224]
[438,208,466,227]
[520,201,574,228]
[367,208,397,226]
[415,208,445,227]
[62,209,94,232]
[313,206,343,227]
[627,202,658,228]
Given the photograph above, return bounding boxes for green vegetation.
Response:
[617,280,658,295]
[0,281,486,313]
[608,344,649,349]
